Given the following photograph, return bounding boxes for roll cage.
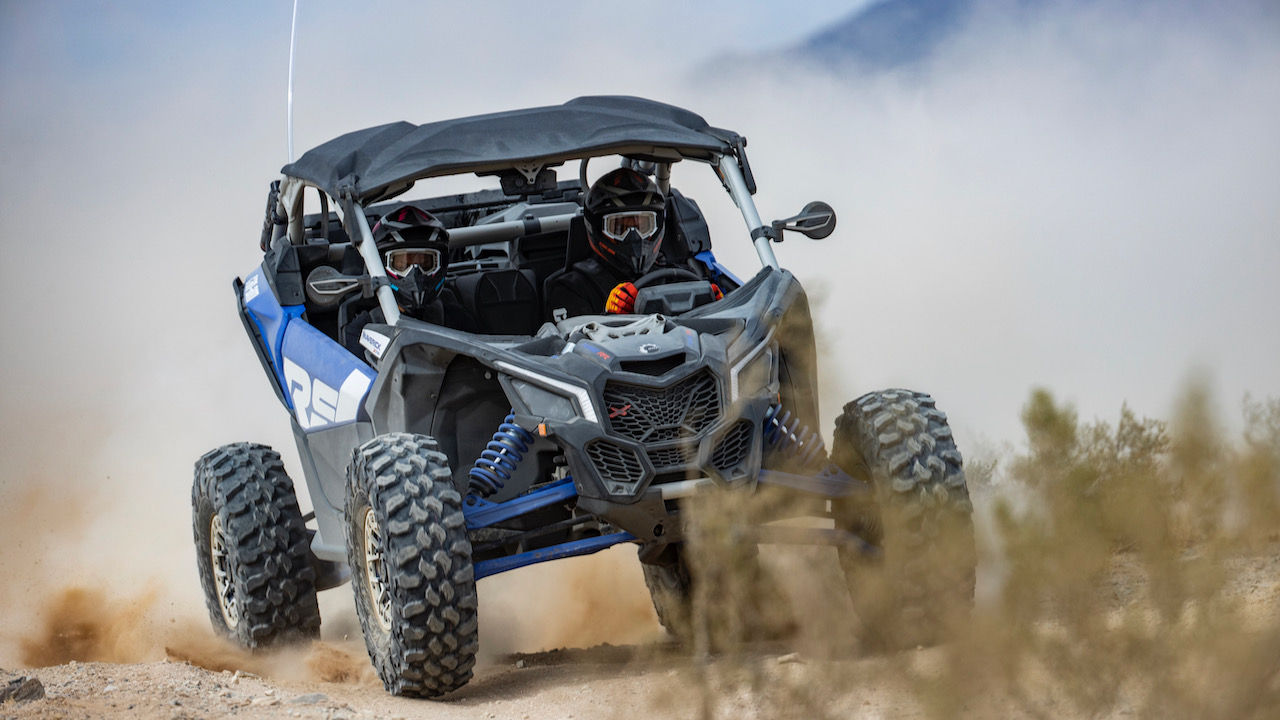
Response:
[273,152,775,328]
[267,96,781,330]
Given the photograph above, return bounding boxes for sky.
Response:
[1,0,1278,657]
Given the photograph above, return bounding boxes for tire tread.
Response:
[347,433,478,698]
[192,443,321,648]
[834,389,976,648]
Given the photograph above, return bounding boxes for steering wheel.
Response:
[633,266,704,290]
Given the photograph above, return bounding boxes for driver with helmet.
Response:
[545,168,696,321]
[339,205,474,352]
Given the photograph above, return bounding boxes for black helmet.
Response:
[584,168,666,276]
[371,205,450,314]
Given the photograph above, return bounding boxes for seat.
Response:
[512,216,584,291]
[451,268,542,335]
[664,189,711,262]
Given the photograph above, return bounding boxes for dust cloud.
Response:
[666,0,1280,445]
[671,384,1280,719]
[479,545,664,658]
[15,584,374,687]
[18,587,160,667]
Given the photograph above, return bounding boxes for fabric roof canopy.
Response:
[281,96,741,204]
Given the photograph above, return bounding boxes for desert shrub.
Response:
[664,385,1280,719]
[925,385,1280,719]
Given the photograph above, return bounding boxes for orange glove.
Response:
[605,282,638,314]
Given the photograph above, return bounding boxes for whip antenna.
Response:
[287,0,299,162]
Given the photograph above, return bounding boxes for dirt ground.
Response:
[0,544,921,720]
[0,643,934,720]
[3,543,1277,720]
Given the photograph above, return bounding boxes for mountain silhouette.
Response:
[798,0,978,69]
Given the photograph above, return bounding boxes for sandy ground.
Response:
[4,543,1277,720]
[1,643,934,720]
[0,544,916,720]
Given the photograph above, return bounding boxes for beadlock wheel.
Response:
[346,432,479,698]
[209,514,240,629]
[361,507,393,633]
[192,442,321,648]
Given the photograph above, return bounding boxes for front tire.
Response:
[832,390,976,649]
[346,433,478,698]
[641,549,694,643]
[192,443,321,648]
[642,541,795,648]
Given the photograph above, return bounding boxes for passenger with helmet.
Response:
[339,205,475,353]
[544,167,716,321]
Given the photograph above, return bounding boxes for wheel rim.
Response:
[209,514,240,629]
[362,507,393,633]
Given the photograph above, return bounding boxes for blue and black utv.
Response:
[191,96,975,698]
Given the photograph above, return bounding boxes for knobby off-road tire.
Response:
[832,389,976,650]
[346,433,478,698]
[642,550,694,643]
[192,443,321,648]
[642,542,795,648]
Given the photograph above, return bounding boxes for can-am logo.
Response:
[282,358,372,430]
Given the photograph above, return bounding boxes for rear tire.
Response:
[192,443,321,648]
[346,433,478,698]
[832,389,975,649]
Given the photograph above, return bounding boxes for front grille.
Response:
[585,439,645,486]
[603,370,721,443]
[710,421,755,473]
[647,444,695,470]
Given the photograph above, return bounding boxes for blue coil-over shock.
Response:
[468,412,534,498]
[763,403,827,468]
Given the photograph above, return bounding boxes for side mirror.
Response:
[305,266,367,309]
[772,201,837,240]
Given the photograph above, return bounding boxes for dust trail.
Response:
[300,642,373,684]
[19,587,161,667]
[15,584,373,686]
[478,545,664,658]
[162,630,269,675]
[0,484,101,667]
[668,384,1280,720]
[163,633,373,685]
[911,386,1280,720]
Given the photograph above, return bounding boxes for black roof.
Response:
[282,96,742,204]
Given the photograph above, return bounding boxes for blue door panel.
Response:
[241,266,306,408]
[280,319,377,432]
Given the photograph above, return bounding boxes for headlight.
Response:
[496,361,599,423]
[730,337,776,401]
[510,378,579,422]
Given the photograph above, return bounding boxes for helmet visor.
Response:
[602,210,659,242]
[384,247,441,278]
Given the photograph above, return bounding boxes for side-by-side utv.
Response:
[191,96,974,697]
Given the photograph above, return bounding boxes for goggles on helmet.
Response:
[384,247,441,278]
[601,210,659,242]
